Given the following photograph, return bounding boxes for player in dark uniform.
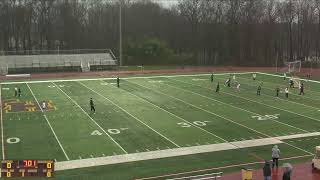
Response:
[90,98,95,113]
[299,83,304,95]
[289,79,294,88]
[257,85,261,96]
[225,78,231,87]
[117,77,120,88]
[18,88,21,97]
[215,82,220,93]
[211,73,214,83]
[276,87,280,97]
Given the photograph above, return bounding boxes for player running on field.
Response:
[299,82,304,95]
[225,77,231,87]
[211,73,214,82]
[215,82,220,93]
[253,73,256,80]
[90,98,95,113]
[42,101,46,109]
[257,85,261,96]
[18,88,21,97]
[276,87,280,97]
[117,77,120,88]
[283,73,286,80]
[14,87,18,97]
[289,78,294,88]
[285,87,289,98]
[236,83,241,92]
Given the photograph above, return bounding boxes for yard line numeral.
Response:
[91,130,103,136]
[178,121,210,128]
[252,114,280,121]
[91,128,129,136]
[6,137,20,144]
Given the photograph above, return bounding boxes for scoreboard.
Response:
[0,160,54,178]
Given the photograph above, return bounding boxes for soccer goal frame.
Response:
[285,60,301,74]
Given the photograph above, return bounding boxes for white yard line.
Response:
[0,72,254,85]
[0,84,5,159]
[55,131,317,171]
[231,76,320,108]
[115,81,228,143]
[26,83,70,160]
[52,82,128,154]
[170,77,320,126]
[133,78,313,155]
[78,81,180,148]
[163,78,309,133]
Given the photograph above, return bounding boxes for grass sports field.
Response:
[1,72,320,179]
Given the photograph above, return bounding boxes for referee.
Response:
[90,98,95,113]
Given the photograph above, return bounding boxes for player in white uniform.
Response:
[285,87,289,98]
[42,101,46,109]
[236,83,241,92]
[253,73,256,80]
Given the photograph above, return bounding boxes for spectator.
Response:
[282,163,292,180]
[272,145,280,168]
[263,160,272,180]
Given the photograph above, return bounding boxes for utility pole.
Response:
[119,0,123,66]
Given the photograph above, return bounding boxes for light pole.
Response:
[119,0,122,67]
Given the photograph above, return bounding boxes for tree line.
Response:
[0,0,320,66]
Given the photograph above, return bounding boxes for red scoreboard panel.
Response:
[0,160,54,178]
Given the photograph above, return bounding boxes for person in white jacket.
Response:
[272,145,280,168]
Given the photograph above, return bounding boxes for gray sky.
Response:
[153,0,179,8]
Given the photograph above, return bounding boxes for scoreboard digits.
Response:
[1,160,54,178]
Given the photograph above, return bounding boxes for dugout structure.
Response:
[0,49,117,74]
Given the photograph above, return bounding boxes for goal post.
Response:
[285,60,301,74]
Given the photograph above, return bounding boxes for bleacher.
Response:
[0,49,117,74]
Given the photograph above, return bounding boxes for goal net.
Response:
[284,60,301,74]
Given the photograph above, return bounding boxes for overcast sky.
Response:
[154,0,179,8]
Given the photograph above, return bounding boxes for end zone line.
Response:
[52,82,128,154]
[134,154,312,180]
[26,83,70,161]
[0,72,254,85]
[0,84,5,159]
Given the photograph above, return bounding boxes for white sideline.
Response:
[0,84,4,159]
[0,72,254,85]
[55,132,317,171]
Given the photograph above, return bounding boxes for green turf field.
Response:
[1,72,320,179]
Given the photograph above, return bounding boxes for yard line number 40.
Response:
[178,121,210,128]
